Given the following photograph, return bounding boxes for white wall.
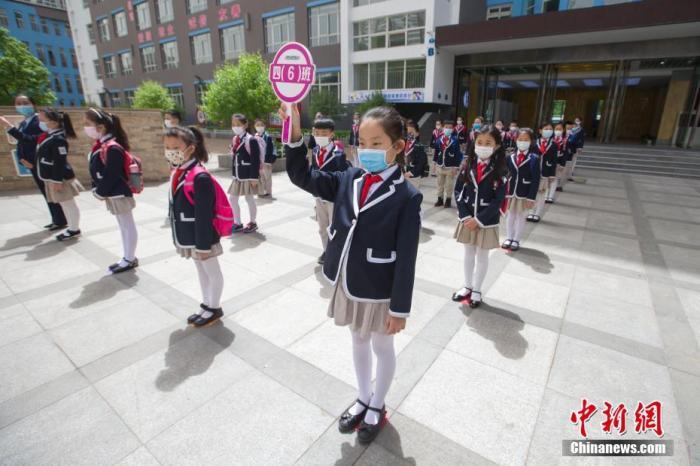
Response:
[65,0,103,104]
[340,0,460,105]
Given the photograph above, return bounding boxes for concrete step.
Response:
[577,145,700,179]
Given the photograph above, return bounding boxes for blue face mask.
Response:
[16,105,34,117]
[38,121,49,132]
[358,149,389,173]
[443,128,453,137]
[473,123,481,130]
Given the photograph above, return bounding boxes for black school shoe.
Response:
[444,198,452,208]
[56,229,81,241]
[357,405,387,445]
[556,187,563,192]
[338,399,369,434]
[318,252,325,265]
[188,303,208,325]
[193,306,223,327]
[111,258,139,274]
[469,291,483,308]
[545,198,554,204]
[434,197,444,207]
[46,223,67,231]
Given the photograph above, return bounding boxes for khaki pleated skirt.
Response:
[176,242,224,260]
[506,197,532,214]
[328,273,390,338]
[454,221,500,249]
[46,179,82,203]
[228,179,261,196]
[105,196,135,215]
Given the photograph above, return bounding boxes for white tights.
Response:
[533,192,547,216]
[115,211,138,263]
[194,256,224,309]
[60,199,80,231]
[547,178,559,199]
[463,244,490,293]
[349,329,396,425]
[505,209,528,243]
[230,194,257,224]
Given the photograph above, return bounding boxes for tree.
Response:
[0,27,55,106]
[132,81,175,112]
[309,91,345,120]
[356,91,392,115]
[202,53,278,124]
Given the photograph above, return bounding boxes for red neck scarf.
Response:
[232,135,242,154]
[476,160,489,184]
[405,137,415,155]
[359,173,384,207]
[516,151,527,166]
[440,135,450,151]
[539,138,548,153]
[317,147,327,166]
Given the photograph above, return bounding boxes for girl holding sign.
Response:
[282,102,422,445]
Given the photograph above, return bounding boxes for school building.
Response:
[83,0,341,122]
[434,0,700,146]
[0,0,85,107]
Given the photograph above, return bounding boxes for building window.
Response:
[354,59,425,91]
[76,78,83,95]
[161,41,179,69]
[524,0,536,15]
[486,4,512,20]
[97,18,110,41]
[187,0,207,14]
[120,51,133,75]
[124,89,135,106]
[140,45,158,72]
[541,0,560,13]
[312,71,340,99]
[551,100,566,122]
[14,12,24,28]
[29,14,39,31]
[47,47,56,66]
[168,86,185,109]
[309,2,339,47]
[195,82,209,105]
[264,12,295,54]
[111,91,122,107]
[64,76,73,93]
[157,0,174,23]
[93,59,102,79]
[136,3,151,30]
[59,48,68,67]
[114,11,128,37]
[353,0,386,6]
[36,44,46,64]
[87,24,95,44]
[40,17,48,33]
[0,9,8,28]
[53,77,62,92]
[353,11,424,51]
[190,32,212,64]
[54,21,62,35]
[220,24,245,61]
[103,55,117,78]
[70,49,78,68]
[64,21,70,36]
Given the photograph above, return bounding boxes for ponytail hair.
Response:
[361,106,407,169]
[85,108,130,150]
[41,107,76,139]
[163,125,209,163]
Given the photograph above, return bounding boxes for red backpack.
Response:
[183,165,234,237]
[99,140,143,194]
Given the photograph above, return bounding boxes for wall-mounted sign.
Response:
[349,89,425,103]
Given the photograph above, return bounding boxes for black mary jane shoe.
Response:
[526,214,535,222]
[469,291,483,308]
[108,258,125,272]
[509,241,520,252]
[193,307,224,327]
[48,223,67,231]
[188,304,208,325]
[338,399,369,434]
[111,258,139,274]
[531,215,541,223]
[451,287,472,302]
[357,406,387,445]
[56,229,81,241]
[545,198,554,204]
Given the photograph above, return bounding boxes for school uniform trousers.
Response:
[433,136,463,200]
[7,115,67,226]
[259,133,276,195]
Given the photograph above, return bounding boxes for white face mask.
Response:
[232,126,245,136]
[510,126,518,132]
[516,141,531,152]
[554,130,563,137]
[255,126,265,134]
[575,120,581,126]
[164,119,174,128]
[164,149,186,167]
[315,136,330,148]
[84,126,100,140]
[353,119,359,125]
[474,145,494,160]
[542,129,553,138]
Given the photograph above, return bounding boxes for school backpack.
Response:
[99,140,143,194]
[183,165,234,238]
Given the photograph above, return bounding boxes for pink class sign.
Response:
[268,42,316,143]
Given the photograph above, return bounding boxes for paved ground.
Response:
[0,166,699,465]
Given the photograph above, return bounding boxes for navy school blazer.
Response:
[432,135,463,168]
[89,137,132,199]
[405,142,428,178]
[285,140,422,317]
[36,130,76,184]
[7,114,42,165]
[312,142,349,173]
[348,124,359,147]
[454,158,507,228]
[506,152,540,200]
[535,137,558,178]
[260,132,277,165]
[232,133,261,181]
[170,160,220,253]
